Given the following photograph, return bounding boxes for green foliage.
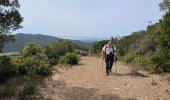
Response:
[119,20,169,73]
[160,11,170,51]
[123,54,136,64]
[123,54,156,73]
[0,56,16,82]
[12,43,51,76]
[0,0,23,52]
[93,40,107,53]
[21,43,43,57]
[92,10,170,74]
[44,40,74,65]
[151,51,167,73]
[58,52,79,65]
[13,56,51,76]
[116,35,135,56]
[154,11,170,72]
[108,11,170,73]
[0,0,23,32]
[51,40,74,56]
[116,29,160,57]
[18,81,37,100]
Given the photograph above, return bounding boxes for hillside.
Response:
[3,33,94,53]
[93,10,170,73]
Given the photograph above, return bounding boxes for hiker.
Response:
[88,50,92,56]
[80,50,83,56]
[82,50,85,56]
[102,40,117,76]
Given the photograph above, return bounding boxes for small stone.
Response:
[124,83,130,87]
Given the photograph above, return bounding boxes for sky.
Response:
[16,0,163,40]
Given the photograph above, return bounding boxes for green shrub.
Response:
[93,40,107,53]
[35,63,52,76]
[58,56,67,65]
[12,43,52,76]
[18,81,36,100]
[58,52,79,65]
[44,40,74,65]
[133,56,156,73]
[123,54,136,63]
[123,54,156,73]
[21,43,43,57]
[0,56,16,82]
[151,51,170,73]
[12,56,51,76]
[12,56,34,75]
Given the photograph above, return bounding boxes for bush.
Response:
[12,55,51,76]
[58,52,79,65]
[123,54,156,73]
[21,43,43,57]
[151,51,170,73]
[0,56,16,82]
[18,81,37,100]
[35,62,52,76]
[123,54,136,64]
[93,40,107,53]
[134,56,156,73]
[12,43,52,76]
[44,40,74,65]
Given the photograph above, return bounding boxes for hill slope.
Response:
[3,33,95,53]
[3,33,60,52]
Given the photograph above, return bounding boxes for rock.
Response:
[124,83,130,87]
[151,77,158,86]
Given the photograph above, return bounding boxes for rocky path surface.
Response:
[37,57,170,100]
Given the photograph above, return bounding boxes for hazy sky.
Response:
[16,0,163,39]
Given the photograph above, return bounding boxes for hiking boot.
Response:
[106,73,109,76]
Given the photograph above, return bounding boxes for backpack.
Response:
[104,44,118,61]
[104,44,115,53]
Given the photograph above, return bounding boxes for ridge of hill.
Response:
[3,33,95,53]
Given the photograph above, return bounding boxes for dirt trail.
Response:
[37,57,170,100]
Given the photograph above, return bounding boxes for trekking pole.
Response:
[101,52,105,75]
[102,58,104,74]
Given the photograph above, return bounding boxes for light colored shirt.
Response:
[102,44,116,55]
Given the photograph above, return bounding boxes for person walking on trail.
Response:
[102,40,116,76]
